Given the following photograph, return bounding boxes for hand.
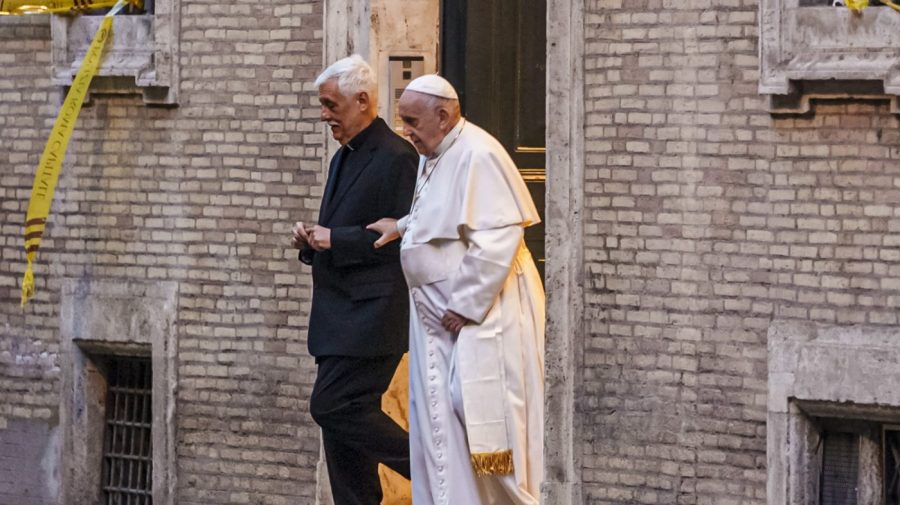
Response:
[308,225,332,251]
[366,218,400,248]
[291,221,310,249]
[441,310,470,333]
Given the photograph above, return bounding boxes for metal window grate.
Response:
[102,357,152,505]
[820,432,859,505]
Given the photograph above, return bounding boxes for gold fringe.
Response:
[470,449,514,476]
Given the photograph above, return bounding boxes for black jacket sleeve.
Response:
[328,149,417,268]
[298,247,316,265]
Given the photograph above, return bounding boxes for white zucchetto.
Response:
[405,74,459,100]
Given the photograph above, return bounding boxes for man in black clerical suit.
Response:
[291,55,417,505]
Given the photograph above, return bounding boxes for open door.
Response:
[441,0,547,278]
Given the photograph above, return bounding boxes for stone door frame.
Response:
[318,1,585,502]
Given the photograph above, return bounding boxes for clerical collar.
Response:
[345,117,380,152]
[429,118,465,160]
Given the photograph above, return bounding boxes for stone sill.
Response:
[760,3,900,114]
[51,11,178,105]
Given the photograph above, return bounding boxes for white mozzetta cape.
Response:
[399,119,540,302]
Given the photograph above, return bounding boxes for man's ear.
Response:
[438,107,451,129]
[357,91,371,111]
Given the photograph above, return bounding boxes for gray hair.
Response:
[409,91,461,121]
[429,95,461,120]
[315,55,378,105]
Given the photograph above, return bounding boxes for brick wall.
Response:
[582,0,900,504]
[0,418,56,505]
[0,1,326,503]
[0,19,62,493]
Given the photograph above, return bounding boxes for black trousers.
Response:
[310,354,410,505]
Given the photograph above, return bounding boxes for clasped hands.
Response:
[291,222,331,251]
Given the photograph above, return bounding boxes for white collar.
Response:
[429,118,465,160]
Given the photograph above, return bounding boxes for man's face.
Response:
[398,91,445,156]
[319,78,367,145]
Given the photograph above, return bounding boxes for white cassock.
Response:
[397,119,545,505]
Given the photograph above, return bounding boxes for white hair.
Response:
[315,54,378,105]
[421,93,461,120]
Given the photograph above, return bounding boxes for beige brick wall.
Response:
[583,1,900,503]
[0,1,326,503]
[0,16,60,443]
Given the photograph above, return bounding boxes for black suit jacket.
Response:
[301,118,418,357]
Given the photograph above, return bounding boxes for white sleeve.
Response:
[446,225,523,324]
[396,214,410,237]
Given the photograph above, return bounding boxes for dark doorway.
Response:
[441,0,547,278]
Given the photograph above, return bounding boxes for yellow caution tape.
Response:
[843,0,869,14]
[0,0,141,16]
[21,10,116,306]
[882,0,900,13]
[842,0,900,17]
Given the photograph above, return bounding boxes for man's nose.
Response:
[320,107,330,121]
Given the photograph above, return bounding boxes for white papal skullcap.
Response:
[405,74,459,100]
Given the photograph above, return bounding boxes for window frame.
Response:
[759,0,900,113]
[59,280,177,505]
[49,0,180,104]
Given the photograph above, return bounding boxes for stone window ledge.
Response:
[51,3,179,105]
[759,3,900,113]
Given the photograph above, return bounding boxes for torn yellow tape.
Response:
[882,0,900,13]
[21,15,113,307]
[0,0,141,16]
[843,0,869,14]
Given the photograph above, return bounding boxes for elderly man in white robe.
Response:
[367,75,545,505]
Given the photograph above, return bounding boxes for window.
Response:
[81,0,154,15]
[767,321,900,505]
[60,280,176,505]
[758,0,900,113]
[785,413,888,505]
[50,0,179,104]
[102,357,153,505]
[820,431,859,505]
[800,420,900,505]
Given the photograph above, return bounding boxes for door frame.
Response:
[319,1,585,502]
[542,0,584,502]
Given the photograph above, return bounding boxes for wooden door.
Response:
[441,0,547,278]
